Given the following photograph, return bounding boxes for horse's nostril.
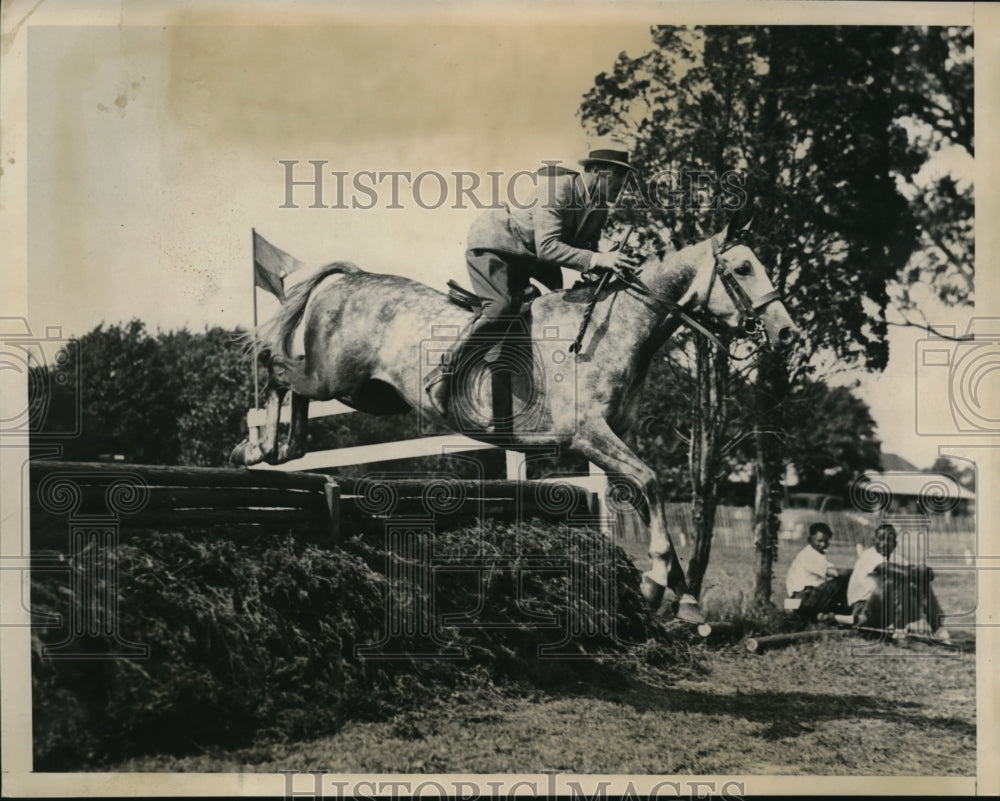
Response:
[779,326,796,344]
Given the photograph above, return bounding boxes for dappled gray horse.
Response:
[233,216,797,622]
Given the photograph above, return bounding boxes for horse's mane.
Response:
[240,261,363,362]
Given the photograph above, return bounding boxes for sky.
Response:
[15,7,992,471]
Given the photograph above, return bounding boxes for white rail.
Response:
[245,403,609,520]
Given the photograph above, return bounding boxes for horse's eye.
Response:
[735,261,752,277]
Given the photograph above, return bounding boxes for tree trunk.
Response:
[748,28,792,609]
[685,335,729,598]
[751,348,788,607]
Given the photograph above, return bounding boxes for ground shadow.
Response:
[550,678,976,742]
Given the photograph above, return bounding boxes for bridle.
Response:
[610,234,784,357]
[706,234,783,337]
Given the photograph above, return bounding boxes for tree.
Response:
[160,327,256,467]
[782,380,882,496]
[926,455,976,493]
[31,321,185,463]
[581,25,968,606]
[892,27,974,314]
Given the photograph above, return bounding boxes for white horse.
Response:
[233,214,797,623]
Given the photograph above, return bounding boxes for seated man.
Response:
[847,523,947,637]
[785,522,852,621]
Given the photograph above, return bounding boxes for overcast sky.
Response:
[18,9,989,470]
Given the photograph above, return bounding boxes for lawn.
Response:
[106,526,977,776]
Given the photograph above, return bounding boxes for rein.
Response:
[571,235,782,360]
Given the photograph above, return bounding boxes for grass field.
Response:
[107,526,977,775]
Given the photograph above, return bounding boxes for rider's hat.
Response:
[578,135,635,172]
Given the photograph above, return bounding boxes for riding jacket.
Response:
[466,165,611,286]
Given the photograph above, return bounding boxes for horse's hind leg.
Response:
[278,392,310,462]
[260,384,288,463]
[571,418,704,623]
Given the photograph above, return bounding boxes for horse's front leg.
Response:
[571,418,704,624]
[278,392,310,462]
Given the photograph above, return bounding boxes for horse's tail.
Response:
[244,261,362,363]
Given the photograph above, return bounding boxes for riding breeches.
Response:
[465,249,562,321]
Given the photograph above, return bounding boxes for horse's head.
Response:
[679,214,798,349]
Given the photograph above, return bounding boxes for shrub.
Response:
[32,521,691,769]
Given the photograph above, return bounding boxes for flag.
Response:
[254,230,306,299]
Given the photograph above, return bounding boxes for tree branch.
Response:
[886,306,972,341]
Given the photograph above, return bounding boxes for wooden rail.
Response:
[29,461,340,547]
[29,461,598,550]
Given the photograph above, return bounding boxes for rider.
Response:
[424,136,642,417]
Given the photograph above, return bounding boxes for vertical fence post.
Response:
[323,479,341,544]
[246,408,266,448]
[506,450,526,481]
[588,461,609,530]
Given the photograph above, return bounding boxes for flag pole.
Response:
[251,227,260,410]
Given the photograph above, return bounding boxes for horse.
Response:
[232,213,798,623]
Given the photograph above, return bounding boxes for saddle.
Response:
[446,280,541,314]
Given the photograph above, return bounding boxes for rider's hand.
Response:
[591,250,640,273]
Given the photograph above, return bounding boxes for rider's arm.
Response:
[532,175,600,272]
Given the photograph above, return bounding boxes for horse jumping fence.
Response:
[28,461,598,548]
[244,398,617,527]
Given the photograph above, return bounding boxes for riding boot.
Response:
[424,314,500,417]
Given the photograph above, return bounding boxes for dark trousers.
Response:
[795,575,850,620]
[853,568,944,631]
[466,248,562,321]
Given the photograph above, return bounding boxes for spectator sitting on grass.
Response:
[847,523,948,640]
[785,522,852,622]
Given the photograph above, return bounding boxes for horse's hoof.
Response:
[640,573,666,610]
[675,596,706,625]
[229,441,248,466]
[229,440,262,467]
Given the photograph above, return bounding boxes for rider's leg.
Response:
[424,250,523,416]
[424,312,496,415]
[465,248,527,318]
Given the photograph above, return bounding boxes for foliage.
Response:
[892,26,974,310]
[626,351,882,501]
[33,321,183,463]
[30,321,473,472]
[781,379,881,495]
[925,455,976,493]
[31,521,692,770]
[161,327,256,466]
[580,25,971,604]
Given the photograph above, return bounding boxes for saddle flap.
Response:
[447,280,482,310]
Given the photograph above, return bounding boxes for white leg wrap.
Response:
[644,560,669,587]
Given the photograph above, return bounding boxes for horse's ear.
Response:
[725,202,755,243]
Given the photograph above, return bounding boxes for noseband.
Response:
[707,235,783,336]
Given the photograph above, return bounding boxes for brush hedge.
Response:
[31,520,690,769]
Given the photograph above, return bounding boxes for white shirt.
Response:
[786,544,833,596]
[847,546,909,606]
